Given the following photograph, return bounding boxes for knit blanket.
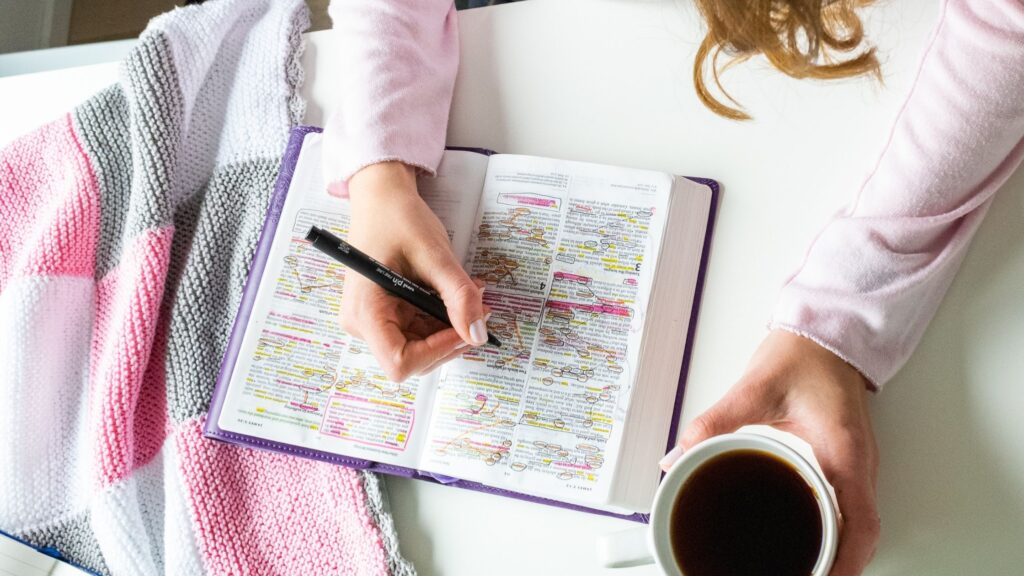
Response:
[0,1,413,574]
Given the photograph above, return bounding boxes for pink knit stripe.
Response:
[174,418,392,576]
[133,317,174,470]
[0,114,99,287]
[90,227,175,488]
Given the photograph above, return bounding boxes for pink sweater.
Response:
[324,0,1024,388]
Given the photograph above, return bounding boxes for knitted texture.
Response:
[0,1,413,574]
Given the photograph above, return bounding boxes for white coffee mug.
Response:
[596,427,840,575]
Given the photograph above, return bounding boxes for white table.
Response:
[3,1,1023,574]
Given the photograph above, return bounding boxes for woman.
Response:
[324,1,1024,574]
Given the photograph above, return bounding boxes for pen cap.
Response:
[306,226,325,243]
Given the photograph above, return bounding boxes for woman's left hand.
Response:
[663,330,881,576]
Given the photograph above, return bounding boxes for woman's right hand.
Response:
[338,161,488,382]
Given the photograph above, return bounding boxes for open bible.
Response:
[205,127,718,520]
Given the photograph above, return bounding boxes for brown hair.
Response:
[694,0,880,120]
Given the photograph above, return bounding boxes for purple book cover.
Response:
[204,126,720,524]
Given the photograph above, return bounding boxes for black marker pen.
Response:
[305,226,501,348]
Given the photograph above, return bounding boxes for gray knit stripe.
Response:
[360,473,418,576]
[16,511,111,576]
[70,30,184,278]
[159,160,419,573]
[119,29,184,238]
[164,158,278,424]
[56,4,416,574]
[71,86,132,278]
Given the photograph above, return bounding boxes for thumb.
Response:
[680,378,777,450]
[660,390,766,473]
[413,245,487,346]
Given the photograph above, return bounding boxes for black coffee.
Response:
[670,449,823,576]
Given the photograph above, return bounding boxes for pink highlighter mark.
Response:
[553,271,591,284]
[546,300,631,318]
[509,194,557,208]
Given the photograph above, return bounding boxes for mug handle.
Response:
[596,526,654,568]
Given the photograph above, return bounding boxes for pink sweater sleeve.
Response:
[770,0,1024,388]
[322,0,459,185]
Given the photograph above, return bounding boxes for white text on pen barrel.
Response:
[376,266,414,292]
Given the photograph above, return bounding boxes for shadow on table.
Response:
[870,167,1024,575]
[384,477,443,576]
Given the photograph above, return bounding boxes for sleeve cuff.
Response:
[321,154,438,190]
[768,321,882,392]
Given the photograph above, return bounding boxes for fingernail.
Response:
[469,319,488,345]
[454,340,470,351]
[658,445,685,472]
[327,181,349,199]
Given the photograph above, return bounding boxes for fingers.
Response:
[416,341,472,376]
[829,486,881,576]
[412,244,487,346]
[341,270,488,381]
[815,430,881,576]
[344,280,466,381]
[411,308,492,376]
[405,304,492,340]
[659,376,783,472]
[362,318,467,382]
[658,445,687,472]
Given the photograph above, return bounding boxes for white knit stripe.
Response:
[161,436,205,576]
[1,2,411,572]
[0,276,94,529]
[90,438,205,576]
[90,451,164,576]
[149,0,307,167]
[85,436,205,576]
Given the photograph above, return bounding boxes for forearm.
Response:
[771,0,1024,388]
[323,0,459,185]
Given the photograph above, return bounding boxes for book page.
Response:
[216,134,489,467]
[0,533,56,576]
[419,154,672,505]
